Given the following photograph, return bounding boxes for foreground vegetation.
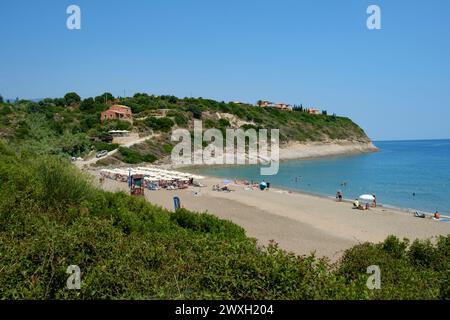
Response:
[0,92,370,164]
[0,142,449,299]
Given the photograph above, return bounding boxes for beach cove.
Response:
[86,140,450,260]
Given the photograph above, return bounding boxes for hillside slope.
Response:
[0,92,374,165]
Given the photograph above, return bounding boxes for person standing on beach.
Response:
[372,194,377,207]
[336,190,343,202]
[434,211,441,220]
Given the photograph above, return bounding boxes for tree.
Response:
[80,97,95,111]
[95,92,114,104]
[187,105,202,119]
[0,95,3,104]
[0,105,12,116]
[64,92,81,106]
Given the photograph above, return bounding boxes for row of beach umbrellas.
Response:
[100,167,204,182]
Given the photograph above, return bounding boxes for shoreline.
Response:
[91,169,450,261]
[164,140,379,169]
[174,142,448,218]
[236,183,450,219]
[186,172,450,219]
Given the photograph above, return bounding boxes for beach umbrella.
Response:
[259,181,268,190]
[359,194,375,202]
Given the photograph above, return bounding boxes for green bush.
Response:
[171,209,247,241]
[142,154,157,163]
[337,236,449,299]
[0,105,12,116]
[64,92,81,106]
[144,117,174,132]
[94,141,119,152]
[162,144,173,154]
[218,118,231,127]
[174,113,189,127]
[118,147,157,164]
[118,147,142,164]
[103,119,132,131]
[187,105,202,119]
[204,119,217,129]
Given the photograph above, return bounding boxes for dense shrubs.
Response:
[118,147,157,164]
[144,117,174,132]
[102,119,133,131]
[94,141,119,152]
[171,208,247,241]
[337,236,450,299]
[174,113,189,126]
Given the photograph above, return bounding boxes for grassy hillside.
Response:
[0,143,449,299]
[0,92,371,164]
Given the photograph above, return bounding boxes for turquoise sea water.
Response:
[196,140,450,214]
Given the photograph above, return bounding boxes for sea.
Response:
[195,140,450,215]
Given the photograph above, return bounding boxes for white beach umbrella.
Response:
[359,194,375,202]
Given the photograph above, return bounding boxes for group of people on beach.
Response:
[211,179,273,193]
[352,196,377,210]
[352,199,370,210]
[414,211,442,220]
[335,190,377,210]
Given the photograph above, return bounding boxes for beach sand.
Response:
[95,173,450,261]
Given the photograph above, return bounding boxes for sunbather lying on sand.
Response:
[212,185,234,192]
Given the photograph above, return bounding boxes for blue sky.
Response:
[1,0,449,140]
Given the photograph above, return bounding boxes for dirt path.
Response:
[75,134,158,168]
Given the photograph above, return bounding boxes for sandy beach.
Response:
[94,172,450,261]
